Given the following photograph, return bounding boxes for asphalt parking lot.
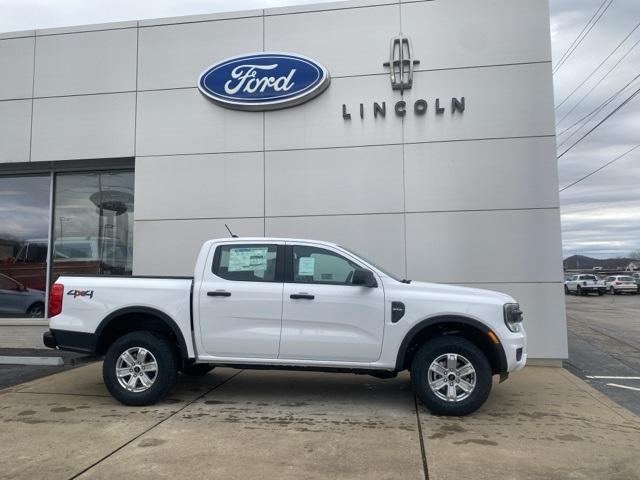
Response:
[565,293,640,415]
[1,361,639,479]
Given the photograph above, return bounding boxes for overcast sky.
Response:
[1,0,638,259]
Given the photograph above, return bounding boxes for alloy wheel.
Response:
[427,353,477,402]
[115,347,158,393]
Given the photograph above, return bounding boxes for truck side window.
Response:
[213,244,278,282]
[292,246,359,285]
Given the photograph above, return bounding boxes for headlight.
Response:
[504,303,523,332]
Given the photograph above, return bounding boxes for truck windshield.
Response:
[339,246,404,283]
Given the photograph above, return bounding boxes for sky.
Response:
[0,0,638,260]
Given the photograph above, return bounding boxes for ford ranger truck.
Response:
[43,237,526,416]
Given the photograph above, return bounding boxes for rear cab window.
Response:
[212,244,280,282]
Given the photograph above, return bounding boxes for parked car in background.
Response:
[564,274,605,296]
[604,275,638,295]
[0,273,45,318]
[632,273,640,291]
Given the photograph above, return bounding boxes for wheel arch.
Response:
[95,306,191,360]
[395,315,507,375]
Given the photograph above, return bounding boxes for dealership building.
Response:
[0,0,567,362]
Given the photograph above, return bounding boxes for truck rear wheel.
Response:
[410,336,492,416]
[103,331,177,406]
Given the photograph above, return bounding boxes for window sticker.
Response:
[298,257,315,276]
[228,247,268,272]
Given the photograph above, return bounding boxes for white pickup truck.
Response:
[44,237,526,416]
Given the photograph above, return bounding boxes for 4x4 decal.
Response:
[67,289,94,299]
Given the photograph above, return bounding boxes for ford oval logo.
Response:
[198,52,331,111]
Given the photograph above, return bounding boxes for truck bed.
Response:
[49,275,194,356]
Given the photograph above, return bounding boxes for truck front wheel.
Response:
[103,331,177,406]
[410,336,492,416]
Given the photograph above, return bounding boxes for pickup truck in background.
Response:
[43,237,527,416]
[564,274,606,296]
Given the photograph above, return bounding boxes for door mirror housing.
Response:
[352,268,377,287]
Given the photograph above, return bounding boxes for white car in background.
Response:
[604,275,638,295]
[564,274,605,296]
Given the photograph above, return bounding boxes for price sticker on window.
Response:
[298,257,315,276]
[228,247,268,272]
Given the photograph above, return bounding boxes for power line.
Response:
[557,72,640,136]
[557,85,640,159]
[554,0,610,71]
[553,0,615,75]
[559,143,640,192]
[555,20,640,111]
[556,35,640,131]
[557,71,640,146]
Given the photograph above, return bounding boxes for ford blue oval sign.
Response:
[198,52,330,111]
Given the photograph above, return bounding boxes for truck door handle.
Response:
[290,293,314,300]
[207,291,231,297]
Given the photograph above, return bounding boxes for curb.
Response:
[0,356,64,366]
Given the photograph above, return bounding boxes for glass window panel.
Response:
[214,244,278,282]
[292,246,359,285]
[0,175,50,318]
[52,171,134,282]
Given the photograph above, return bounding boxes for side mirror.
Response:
[352,268,377,288]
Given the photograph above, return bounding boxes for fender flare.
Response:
[395,315,507,373]
[95,306,191,359]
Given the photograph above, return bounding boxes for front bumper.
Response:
[502,330,527,373]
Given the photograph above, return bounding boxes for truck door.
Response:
[279,243,385,363]
[197,243,284,359]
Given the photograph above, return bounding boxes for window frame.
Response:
[212,243,284,283]
[284,244,373,287]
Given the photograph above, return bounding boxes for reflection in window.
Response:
[0,176,50,318]
[52,171,134,282]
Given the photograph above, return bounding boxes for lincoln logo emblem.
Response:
[341,34,466,120]
[383,34,420,91]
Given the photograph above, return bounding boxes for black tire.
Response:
[564,285,569,295]
[26,302,45,318]
[598,290,604,296]
[410,336,492,416]
[182,363,215,376]
[103,331,177,406]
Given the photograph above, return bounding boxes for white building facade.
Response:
[0,0,567,360]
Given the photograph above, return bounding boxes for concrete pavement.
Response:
[0,363,639,479]
[565,294,640,415]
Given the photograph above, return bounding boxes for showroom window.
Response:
[0,175,51,318]
[0,169,134,319]
[51,171,134,282]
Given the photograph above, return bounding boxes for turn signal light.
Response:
[49,283,64,317]
[487,330,500,345]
